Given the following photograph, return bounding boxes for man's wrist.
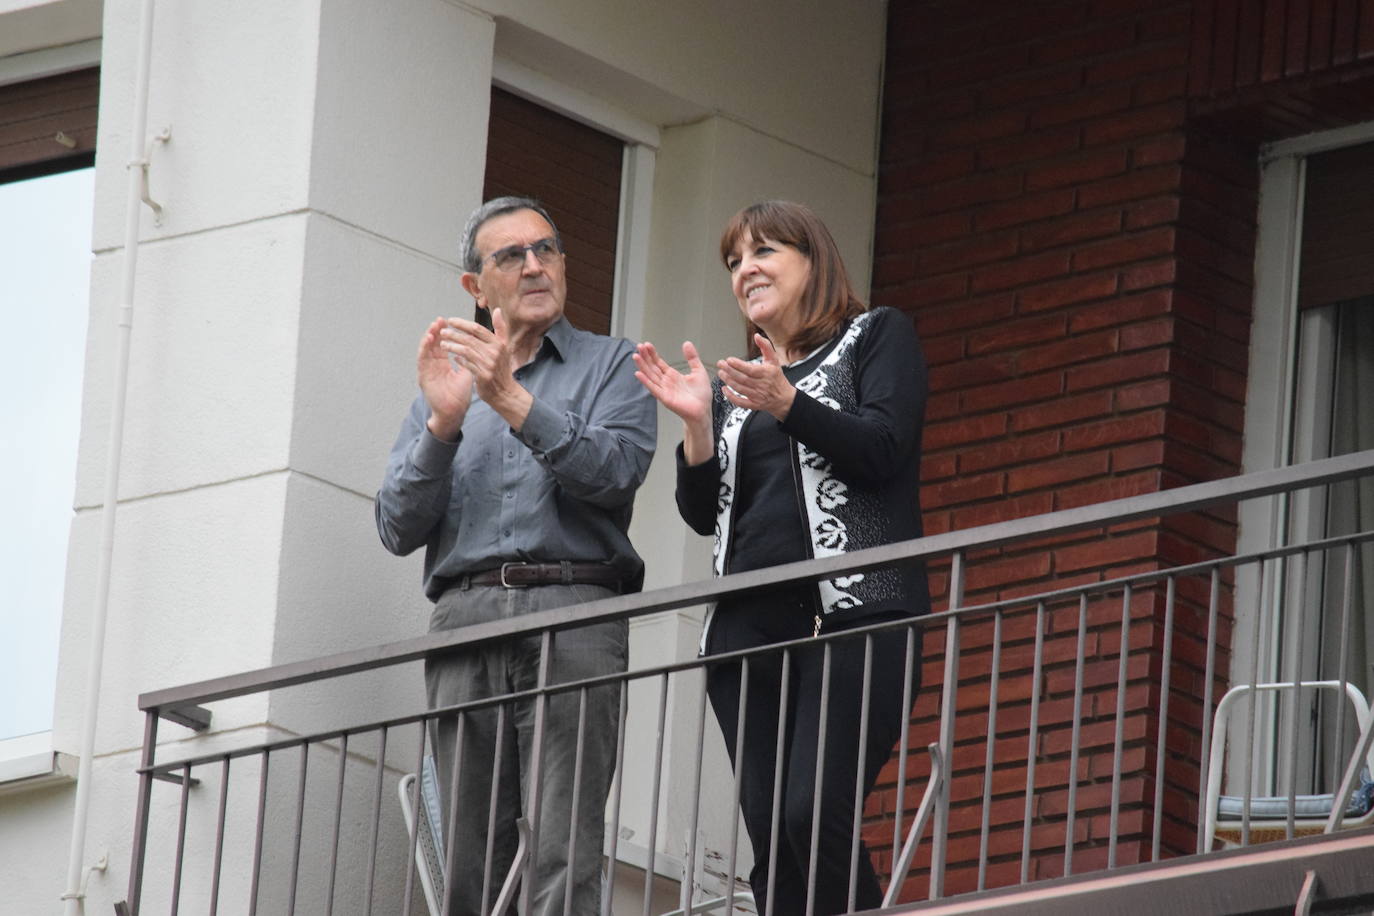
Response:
[426,412,462,442]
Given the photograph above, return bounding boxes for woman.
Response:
[633,200,930,914]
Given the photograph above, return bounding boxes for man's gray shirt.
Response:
[376,317,656,600]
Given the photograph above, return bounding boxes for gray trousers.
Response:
[425,583,626,916]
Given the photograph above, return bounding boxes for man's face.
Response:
[463,208,567,335]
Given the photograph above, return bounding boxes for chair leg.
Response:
[492,817,531,915]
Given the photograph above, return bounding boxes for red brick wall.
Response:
[867,0,1297,900]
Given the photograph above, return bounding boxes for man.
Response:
[376,196,656,915]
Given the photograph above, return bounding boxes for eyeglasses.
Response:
[482,237,563,273]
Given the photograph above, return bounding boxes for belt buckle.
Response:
[499,562,529,588]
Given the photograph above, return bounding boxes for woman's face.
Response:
[726,230,811,339]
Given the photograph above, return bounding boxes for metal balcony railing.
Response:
[121,449,1374,915]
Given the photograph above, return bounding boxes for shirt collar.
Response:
[539,315,574,362]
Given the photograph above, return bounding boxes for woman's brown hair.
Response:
[719,200,867,356]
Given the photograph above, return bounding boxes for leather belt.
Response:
[460,561,622,591]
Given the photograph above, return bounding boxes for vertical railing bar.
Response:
[325,734,348,916]
[891,626,918,859]
[363,725,389,916]
[1020,602,1046,884]
[479,707,503,916]
[931,549,965,900]
[724,657,750,914]
[1332,542,1357,789]
[1108,584,1132,869]
[847,635,876,911]
[765,649,793,916]
[248,749,270,916]
[1242,557,1269,847]
[168,762,192,916]
[209,755,230,916]
[564,689,590,916]
[602,682,629,916]
[804,642,834,916]
[1196,566,1222,854]
[682,670,710,916]
[1064,594,1089,877]
[1151,576,1177,862]
[522,630,555,916]
[642,672,670,916]
[1284,551,1309,842]
[977,611,1003,891]
[125,710,159,916]
[287,742,310,915]
[401,718,428,916]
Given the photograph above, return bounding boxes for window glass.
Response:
[0,166,93,742]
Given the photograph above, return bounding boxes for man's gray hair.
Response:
[459,196,562,273]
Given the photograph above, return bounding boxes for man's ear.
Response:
[460,272,483,302]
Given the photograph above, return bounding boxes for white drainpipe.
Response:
[61,0,159,912]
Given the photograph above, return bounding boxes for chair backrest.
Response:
[1202,680,1373,844]
[397,756,447,916]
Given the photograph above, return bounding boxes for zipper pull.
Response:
[813,615,822,638]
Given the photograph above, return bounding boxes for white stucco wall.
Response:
[0,0,886,911]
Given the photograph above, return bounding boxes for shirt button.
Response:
[507,450,515,459]
[503,529,511,537]
[505,491,514,499]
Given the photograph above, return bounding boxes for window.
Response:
[1242,131,1374,792]
[0,165,93,745]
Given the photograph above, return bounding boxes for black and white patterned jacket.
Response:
[676,307,931,644]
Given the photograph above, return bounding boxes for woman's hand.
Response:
[634,341,712,423]
[717,334,797,421]
[635,340,715,465]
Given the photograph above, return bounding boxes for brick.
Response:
[925,412,1010,450]
[895,272,970,310]
[958,430,1063,474]
[1071,227,1176,271]
[1114,377,1171,410]
[1112,439,1167,472]
[1011,391,1114,431]
[978,67,1083,110]
[1065,347,1170,390]
[925,471,1008,509]
[966,551,1055,591]
[928,45,1034,90]
[1018,329,1120,373]
[971,251,1072,294]
[1032,22,1138,65]
[1138,5,1194,40]
[1132,133,1187,167]
[1068,289,1172,332]
[872,252,918,287]
[1083,101,1185,146]
[1077,164,1182,208]
[922,452,959,482]
[961,370,1065,412]
[1120,257,1176,290]
[1132,68,1191,106]
[926,390,961,421]
[918,293,1014,336]
[1031,84,1134,128]
[1055,469,1161,508]
[1008,451,1113,492]
[930,110,1030,150]
[1027,148,1130,190]
[1020,211,1124,253]
[1119,316,1175,349]
[975,189,1076,230]
[919,335,965,367]
[952,491,1056,529]
[1123,196,1180,229]
[1062,409,1167,450]
[967,311,1068,354]
[929,350,1018,389]
[978,127,1083,170]
[921,171,1025,214]
[920,230,1021,273]
[1085,40,1190,83]
[893,210,974,248]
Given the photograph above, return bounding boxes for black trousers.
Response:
[705,591,921,915]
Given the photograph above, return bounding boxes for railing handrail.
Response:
[137,447,1374,718]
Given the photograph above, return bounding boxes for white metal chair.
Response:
[1202,681,1374,847]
